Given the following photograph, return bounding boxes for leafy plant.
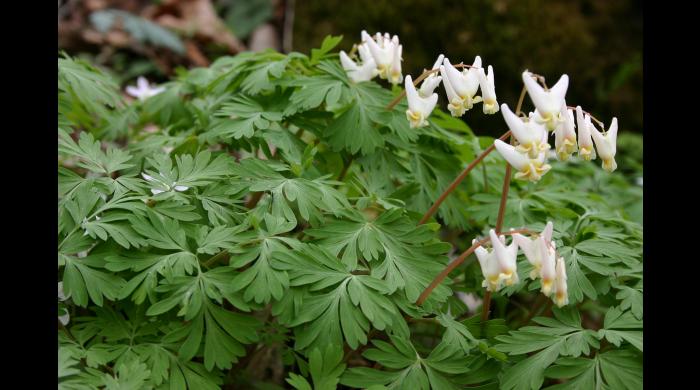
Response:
[58,32,642,389]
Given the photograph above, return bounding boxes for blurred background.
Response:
[58,0,642,141]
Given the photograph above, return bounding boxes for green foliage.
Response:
[58,36,642,389]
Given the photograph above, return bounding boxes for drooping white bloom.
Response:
[494,140,552,182]
[575,106,596,161]
[419,54,444,98]
[512,221,554,279]
[473,238,503,292]
[405,75,438,128]
[522,71,569,131]
[489,229,519,286]
[554,107,578,161]
[440,65,466,117]
[441,57,483,114]
[540,241,557,296]
[126,76,165,101]
[361,30,398,80]
[478,65,499,114]
[388,41,403,85]
[501,104,550,158]
[142,172,189,195]
[339,50,377,83]
[553,256,569,307]
[590,117,618,173]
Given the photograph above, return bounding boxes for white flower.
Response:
[501,104,550,158]
[540,241,557,296]
[419,54,444,98]
[361,30,399,81]
[554,107,578,161]
[489,229,519,286]
[575,106,596,161]
[441,57,483,115]
[339,50,377,83]
[440,65,466,117]
[590,117,618,173]
[126,76,165,101]
[512,221,554,279]
[474,238,503,292]
[636,177,643,187]
[522,71,569,131]
[405,75,438,128]
[142,172,189,195]
[494,139,551,182]
[388,42,403,85]
[478,65,499,114]
[553,256,568,307]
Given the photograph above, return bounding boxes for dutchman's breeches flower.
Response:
[512,221,554,279]
[553,256,569,307]
[539,241,557,296]
[389,42,403,85]
[419,54,445,98]
[501,103,550,158]
[554,108,578,161]
[405,75,438,128]
[590,117,618,173]
[575,106,596,161]
[442,57,482,113]
[494,140,551,182]
[362,30,399,80]
[339,50,377,83]
[489,230,519,286]
[474,239,503,292]
[440,65,466,117]
[478,65,499,114]
[522,71,569,131]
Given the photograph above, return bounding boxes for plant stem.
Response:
[338,155,354,181]
[415,228,532,306]
[418,130,512,225]
[203,250,230,268]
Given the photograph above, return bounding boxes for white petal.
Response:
[339,50,358,71]
[550,74,569,102]
[419,75,442,98]
[137,76,149,90]
[494,139,528,170]
[431,54,445,70]
[151,189,165,195]
[522,71,548,113]
[59,312,70,325]
[174,185,189,192]
[58,282,67,301]
[501,104,530,143]
[141,173,155,182]
[542,221,553,243]
[440,65,459,102]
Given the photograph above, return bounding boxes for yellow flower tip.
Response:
[555,292,568,307]
[541,279,553,295]
[448,99,466,117]
[602,158,617,173]
[405,110,426,128]
[529,270,539,279]
[579,146,594,161]
[483,100,499,115]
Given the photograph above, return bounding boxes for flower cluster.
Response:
[494,71,619,181]
[474,222,568,307]
[403,55,500,128]
[336,31,620,176]
[340,31,403,84]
